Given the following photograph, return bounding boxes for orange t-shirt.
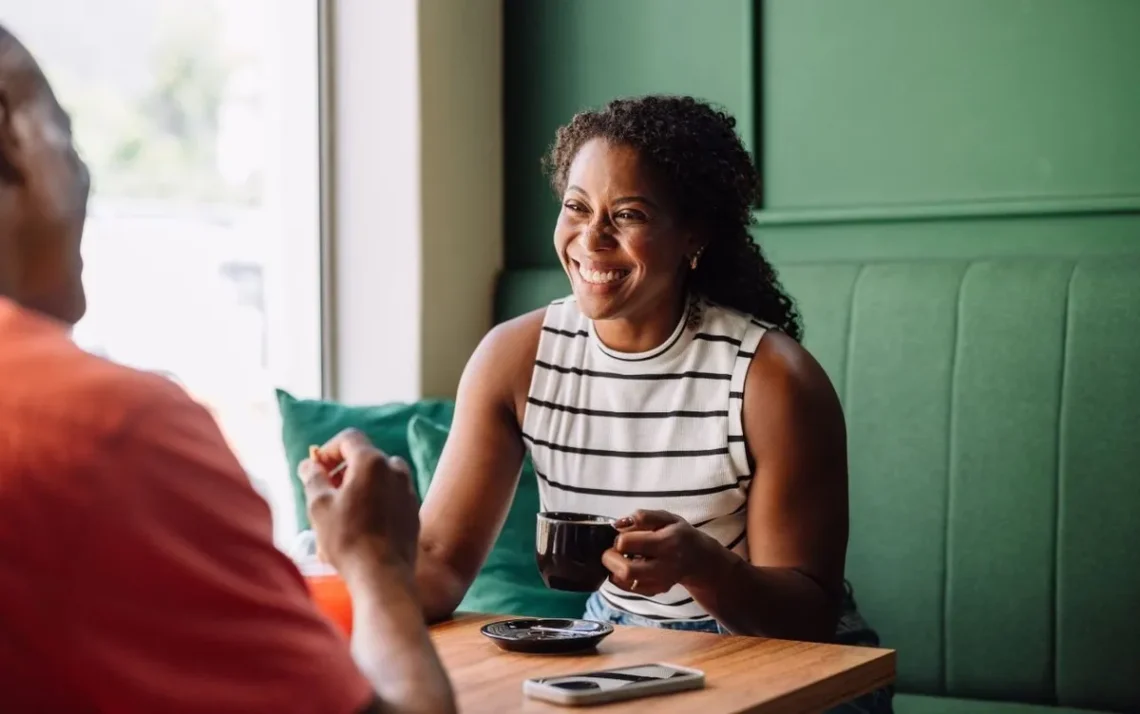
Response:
[0,299,373,714]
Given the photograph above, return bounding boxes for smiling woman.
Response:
[553,138,694,350]
[546,95,802,345]
[412,95,891,713]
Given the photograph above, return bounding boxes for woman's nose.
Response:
[581,218,615,252]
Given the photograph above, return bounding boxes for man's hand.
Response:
[300,429,419,576]
[300,430,456,714]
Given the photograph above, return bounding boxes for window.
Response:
[6,0,323,543]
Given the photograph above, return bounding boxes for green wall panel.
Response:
[504,0,755,268]
[756,213,1140,265]
[763,0,1140,210]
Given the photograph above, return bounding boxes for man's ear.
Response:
[0,89,29,183]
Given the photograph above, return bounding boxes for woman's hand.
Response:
[601,510,723,595]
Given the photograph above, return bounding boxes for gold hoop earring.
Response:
[689,247,705,270]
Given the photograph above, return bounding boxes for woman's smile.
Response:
[571,258,631,291]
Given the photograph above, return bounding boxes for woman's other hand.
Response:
[602,510,722,595]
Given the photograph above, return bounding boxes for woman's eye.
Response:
[563,201,587,213]
[615,210,645,221]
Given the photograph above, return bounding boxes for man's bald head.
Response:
[0,26,55,128]
[0,23,89,325]
[0,25,44,80]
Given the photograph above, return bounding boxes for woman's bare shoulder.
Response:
[474,307,546,372]
[742,330,845,450]
[459,307,547,417]
[748,331,838,406]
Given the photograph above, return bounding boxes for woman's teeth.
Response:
[578,264,627,285]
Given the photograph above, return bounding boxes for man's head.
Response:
[0,25,89,324]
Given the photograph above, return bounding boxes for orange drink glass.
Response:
[299,560,353,636]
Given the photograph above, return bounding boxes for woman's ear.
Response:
[686,240,707,271]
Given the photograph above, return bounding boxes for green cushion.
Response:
[406,414,590,618]
[493,259,1140,712]
[895,694,1111,714]
[276,389,455,531]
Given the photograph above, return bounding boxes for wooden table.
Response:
[430,615,895,713]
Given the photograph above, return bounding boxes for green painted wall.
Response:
[503,0,1140,270]
[504,0,756,267]
[763,0,1140,210]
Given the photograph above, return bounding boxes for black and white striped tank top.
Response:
[521,295,768,623]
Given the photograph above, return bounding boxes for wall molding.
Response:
[755,194,1140,228]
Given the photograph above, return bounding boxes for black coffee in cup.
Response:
[535,512,618,592]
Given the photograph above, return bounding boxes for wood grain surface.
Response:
[430,615,895,713]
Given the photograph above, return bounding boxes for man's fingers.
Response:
[388,455,410,476]
[336,428,383,460]
[306,432,416,521]
[386,456,417,497]
[299,459,334,517]
[313,428,386,466]
[300,458,330,493]
[311,429,389,490]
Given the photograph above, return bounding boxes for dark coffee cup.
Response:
[535,512,618,592]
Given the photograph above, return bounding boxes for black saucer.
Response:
[480,618,614,654]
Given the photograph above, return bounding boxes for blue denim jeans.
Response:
[583,588,894,714]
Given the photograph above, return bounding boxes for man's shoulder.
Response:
[0,304,199,440]
[0,304,236,553]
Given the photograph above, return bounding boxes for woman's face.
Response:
[554,138,696,324]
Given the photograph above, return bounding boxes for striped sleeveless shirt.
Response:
[521,295,768,623]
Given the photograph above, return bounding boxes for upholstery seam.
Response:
[942,261,971,694]
[1051,261,1078,704]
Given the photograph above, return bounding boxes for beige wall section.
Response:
[418,0,503,398]
[327,0,502,403]
[327,0,422,405]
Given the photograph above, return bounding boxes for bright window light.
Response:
[5,0,323,542]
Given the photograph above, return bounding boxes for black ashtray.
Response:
[480,618,614,654]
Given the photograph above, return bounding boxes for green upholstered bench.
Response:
[494,258,1140,714]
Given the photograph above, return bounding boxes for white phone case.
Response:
[522,662,705,707]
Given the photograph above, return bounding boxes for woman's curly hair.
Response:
[545,95,802,342]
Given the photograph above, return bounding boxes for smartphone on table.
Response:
[523,663,705,706]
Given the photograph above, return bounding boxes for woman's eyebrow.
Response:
[612,195,656,207]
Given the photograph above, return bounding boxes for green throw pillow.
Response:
[407,414,590,619]
[276,389,456,531]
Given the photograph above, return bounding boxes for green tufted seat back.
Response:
[495,258,1140,712]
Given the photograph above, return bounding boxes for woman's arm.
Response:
[414,310,544,623]
[604,331,848,641]
[685,331,849,640]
